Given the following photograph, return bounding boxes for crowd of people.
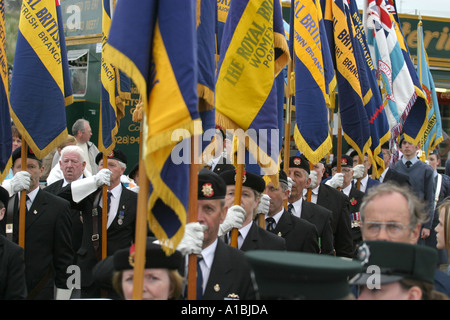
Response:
[1,122,450,301]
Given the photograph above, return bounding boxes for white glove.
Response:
[308,171,318,189]
[325,173,344,189]
[55,288,73,300]
[218,205,246,236]
[176,222,206,256]
[256,194,271,215]
[9,171,31,194]
[71,169,112,203]
[287,177,294,197]
[353,164,364,179]
[94,169,112,187]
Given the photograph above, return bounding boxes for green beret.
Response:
[219,169,265,193]
[245,250,362,299]
[350,241,437,286]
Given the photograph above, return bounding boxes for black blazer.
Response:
[0,235,27,299]
[8,189,74,299]
[45,179,84,259]
[202,239,256,300]
[56,183,138,287]
[300,201,334,255]
[239,221,286,252]
[270,209,319,253]
[316,183,354,258]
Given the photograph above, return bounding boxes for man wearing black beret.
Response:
[284,154,334,255]
[219,169,286,251]
[263,170,320,253]
[177,168,256,300]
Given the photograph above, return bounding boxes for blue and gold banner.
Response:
[10,0,73,159]
[216,0,289,182]
[104,0,199,253]
[322,0,371,163]
[292,0,335,165]
[417,20,443,158]
[197,0,217,157]
[99,0,129,154]
[0,0,11,181]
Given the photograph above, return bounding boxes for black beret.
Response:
[0,186,9,207]
[219,169,265,193]
[128,163,139,180]
[279,170,287,185]
[12,146,40,164]
[198,168,226,200]
[285,155,310,174]
[381,141,390,150]
[113,241,182,271]
[96,149,127,165]
[331,154,353,168]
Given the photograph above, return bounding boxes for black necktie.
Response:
[266,217,276,232]
[25,195,31,214]
[196,256,204,300]
[106,192,112,213]
[287,203,294,215]
[406,160,412,168]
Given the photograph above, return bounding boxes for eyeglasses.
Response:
[361,221,410,238]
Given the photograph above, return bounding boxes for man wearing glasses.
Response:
[358,183,450,297]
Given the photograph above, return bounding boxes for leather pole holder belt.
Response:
[92,191,102,262]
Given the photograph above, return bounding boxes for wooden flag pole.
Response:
[132,127,149,300]
[283,58,294,209]
[187,134,199,300]
[230,138,245,248]
[336,108,342,190]
[18,140,28,248]
[102,154,108,260]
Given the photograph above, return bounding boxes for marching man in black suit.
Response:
[219,169,286,251]
[177,169,256,300]
[286,155,334,255]
[2,147,74,299]
[0,185,27,300]
[263,169,319,253]
[55,149,138,298]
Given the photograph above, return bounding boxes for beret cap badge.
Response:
[201,183,214,197]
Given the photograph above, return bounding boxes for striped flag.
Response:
[366,0,429,146]
[99,0,129,154]
[215,0,289,182]
[10,0,73,158]
[0,0,11,181]
[417,19,443,158]
[104,0,199,253]
[291,0,335,165]
[347,0,390,176]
